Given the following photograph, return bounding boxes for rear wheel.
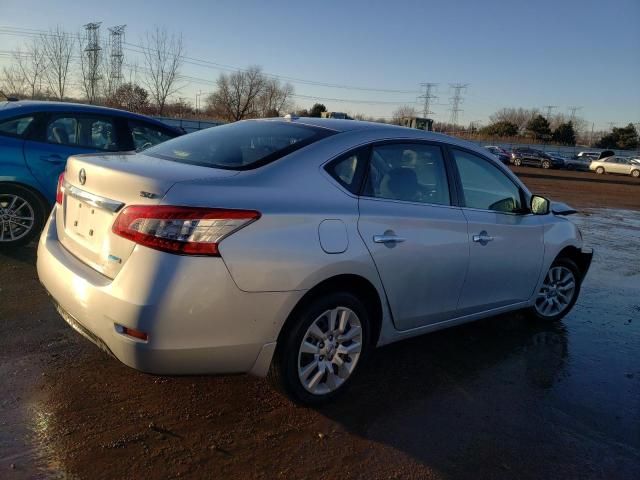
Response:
[541,160,551,169]
[269,292,370,405]
[0,184,47,247]
[631,169,640,178]
[530,258,581,322]
[595,166,605,174]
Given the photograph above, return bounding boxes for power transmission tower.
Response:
[418,83,438,118]
[607,122,617,130]
[83,22,102,103]
[448,83,468,127]
[567,106,581,122]
[108,25,126,94]
[543,105,557,119]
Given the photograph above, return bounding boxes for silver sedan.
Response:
[37,117,593,404]
[590,156,640,177]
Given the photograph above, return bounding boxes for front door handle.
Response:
[472,231,494,245]
[373,234,406,244]
[41,154,65,164]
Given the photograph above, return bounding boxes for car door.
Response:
[613,158,631,174]
[0,114,36,185]
[23,113,120,201]
[449,147,544,314]
[522,148,538,166]
[357,142,469,330]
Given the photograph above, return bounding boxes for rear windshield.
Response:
[145,120,335,170]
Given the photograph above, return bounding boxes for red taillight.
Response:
[112,205,260,256]
[56,172,65,204]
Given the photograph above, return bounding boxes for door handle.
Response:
[373,234,406,244]
[41,154,65,164]
[472,231,494,244]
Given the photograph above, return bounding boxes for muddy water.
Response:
[0,209,638,479]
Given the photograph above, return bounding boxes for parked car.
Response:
[510,147,564,169]
[484,145,511,164]
[563,156,592,171]
[589,156,640,178]
[0,100,183,246]
[577,151,601,161]
[37,118,593,404]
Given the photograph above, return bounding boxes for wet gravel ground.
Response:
[0,188,639,479]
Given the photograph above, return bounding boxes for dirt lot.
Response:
[1,169,639,479]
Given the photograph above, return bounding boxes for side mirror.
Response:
[530,195,550,215]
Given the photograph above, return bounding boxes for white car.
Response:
[37,118,593,404]
[590,156,640,177]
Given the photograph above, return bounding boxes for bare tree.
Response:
[41,27,74,100]
[141,27,184,115]
[1,65,28,98]
[391,105,418,125]
[258,78,294,117]
[206,66,266,121]
[489,107,540,132]
[13,39,48,99]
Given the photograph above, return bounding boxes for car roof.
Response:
[0,100,180,132]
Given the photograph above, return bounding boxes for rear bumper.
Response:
[37,208,303,376]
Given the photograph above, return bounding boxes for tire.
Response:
[529,258,581,323]
[513,158,522,166]
[595,167,605,174]
[541,160,551,169]
[0,184,47,247]
[269,291,371,405]
[631,169,640,178]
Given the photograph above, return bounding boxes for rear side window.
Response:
[0,115,34,137]
[46,116,118,151]
[145,121,334,170]
[129,121,177,151]
[325,147,369,194]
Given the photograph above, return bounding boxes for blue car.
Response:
[0,100,182,246]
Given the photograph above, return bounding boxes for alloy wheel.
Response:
[534,266,576,318]
[297,307,363,395]
[0,194,35,242]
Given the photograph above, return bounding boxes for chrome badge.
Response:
[79,168,86,185]
[139,191,159,199]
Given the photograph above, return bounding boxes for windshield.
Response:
[145,120,335,170]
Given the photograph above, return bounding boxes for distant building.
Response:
[400,117,433,131]
[321,111,351,120]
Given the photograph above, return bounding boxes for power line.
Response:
[418,82,438,118]
[0,25,421,95]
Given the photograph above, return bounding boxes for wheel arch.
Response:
[276,274,384,350]
[555,245,592,280]
[0,180,50,216]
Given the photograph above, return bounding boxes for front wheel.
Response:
[269,292,370,405]
[0,185,47,247]
[513,158,522,166]
[631,169,640,178]
[595,166,605,174]
[530,258,581,322]
[541,160,551,169]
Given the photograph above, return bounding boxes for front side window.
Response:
[129,121,177,151]
[46,116,118,151]
[452,148,523,213]
[146,121,334,170]
[0,115,34,137]
[363,143,450,205]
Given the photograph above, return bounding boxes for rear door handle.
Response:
[41,154,65,164]
[373,234,406,244]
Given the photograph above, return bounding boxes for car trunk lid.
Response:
[57,152,238,278]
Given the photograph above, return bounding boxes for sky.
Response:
[0,0,639,130]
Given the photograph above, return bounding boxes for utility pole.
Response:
[448,83,468,129]
[83,22,102,104]
[108,25,126,95]
[567,106,581,122]
[543,105,557,120]
[418,83,438,118]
